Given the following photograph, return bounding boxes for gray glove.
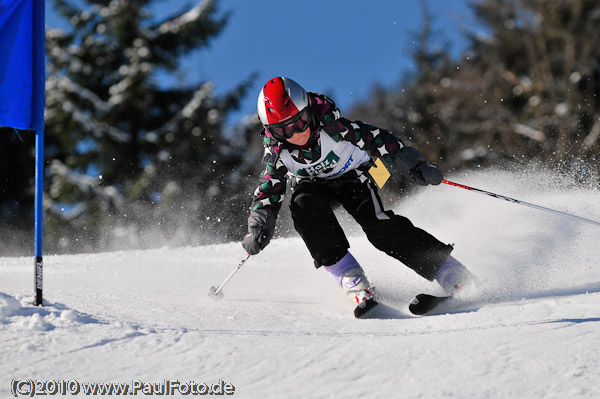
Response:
[394,146,444,186]
[241,209,276,255]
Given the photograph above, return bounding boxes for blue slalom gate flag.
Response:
[0,0,44,131]
[0,0,46,306]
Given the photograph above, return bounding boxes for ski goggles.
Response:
[266,108,312,140]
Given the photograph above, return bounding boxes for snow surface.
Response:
[2,170,600,398]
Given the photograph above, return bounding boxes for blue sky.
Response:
[46,0,475,126]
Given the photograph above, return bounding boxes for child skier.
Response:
[242,77,475,316]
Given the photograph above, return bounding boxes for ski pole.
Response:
[208,254,251,301]
[442,180,600,228]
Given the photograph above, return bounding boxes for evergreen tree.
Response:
[44,0,254,253]
[349,0,600,181]
[466,0,600,174]
[349,1,458,177]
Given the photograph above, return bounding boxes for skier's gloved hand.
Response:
[242,230,271,255]
[241,208,276,255]
[412,162,444,186]
[394,146,444,186]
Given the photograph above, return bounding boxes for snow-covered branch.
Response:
[513,123,546,142]
[142,0,213,40]
[47,75,111,114]
[583,117,600,152]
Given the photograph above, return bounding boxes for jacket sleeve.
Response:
[250,136,288,214]
[314,94,406,164]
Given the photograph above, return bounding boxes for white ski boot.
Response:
[324,252,376,312]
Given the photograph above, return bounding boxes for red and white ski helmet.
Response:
[257,77,309,126]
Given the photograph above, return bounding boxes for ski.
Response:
[354,298,379,318]
[409,293,453,315]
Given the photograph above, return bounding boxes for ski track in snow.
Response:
[1,170,600,398]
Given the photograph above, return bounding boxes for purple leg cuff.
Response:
[324,252,363,286]
[435,255,466,285]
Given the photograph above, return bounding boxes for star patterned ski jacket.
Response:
[250,93,406,214]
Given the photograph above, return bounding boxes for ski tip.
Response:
[354,298,379,319]
[408,293,451,316]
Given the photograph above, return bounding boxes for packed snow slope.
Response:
[2,170,600,398]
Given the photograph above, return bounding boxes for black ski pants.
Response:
[290,178,453,281]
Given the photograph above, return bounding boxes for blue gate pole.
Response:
[32,0,45,306]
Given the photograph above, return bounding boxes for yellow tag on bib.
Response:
[368,158,391,189]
